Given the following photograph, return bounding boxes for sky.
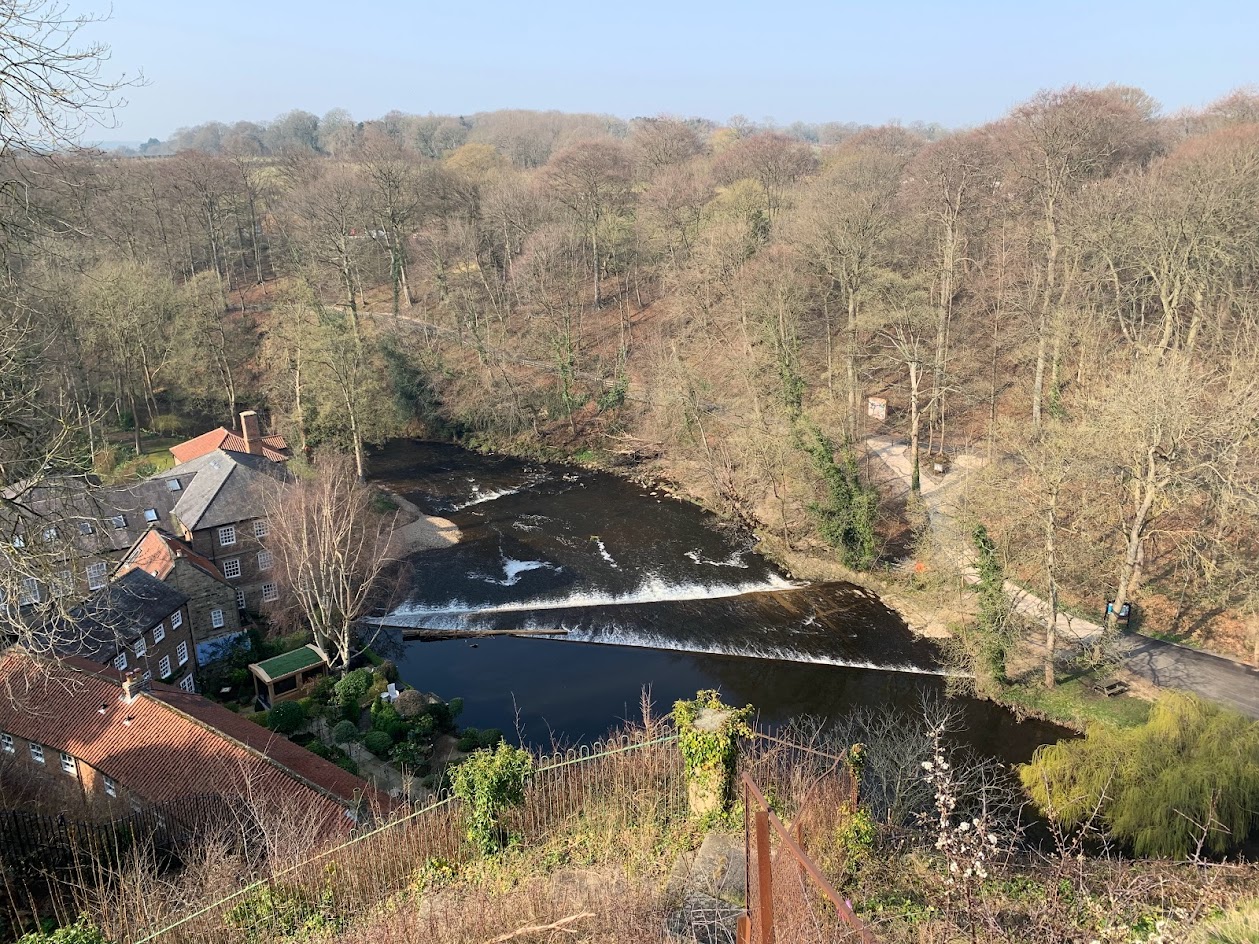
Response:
[84,0,1259,140]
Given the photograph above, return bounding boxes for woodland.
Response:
[11,88,1259,672]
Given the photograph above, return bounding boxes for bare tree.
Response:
[261,453,402,671]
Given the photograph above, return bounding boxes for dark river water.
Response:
[368,441,1065,764]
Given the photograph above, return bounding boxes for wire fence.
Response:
[4,729,882,944]
[68,733,686,944]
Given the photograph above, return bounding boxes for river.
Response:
[369,441,1064,762]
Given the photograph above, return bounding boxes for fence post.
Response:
[755,809,774,944]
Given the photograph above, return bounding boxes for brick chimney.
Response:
[240,411,262,455]
[121,669,151,703]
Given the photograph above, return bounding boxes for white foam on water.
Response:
[479,557,561,587]
[386,573,801,621]
[560,624,960,677]
[685,549,751,569]
[450,486,521,511]
[594,538,618,569]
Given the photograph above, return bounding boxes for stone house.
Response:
[114,528,243,663]
[49,568,198,692]
[149,450,289,616]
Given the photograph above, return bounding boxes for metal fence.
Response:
[737,733,879,944]
[99,733,685,944]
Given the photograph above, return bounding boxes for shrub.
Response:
[448,697,464,719]
[17,917,106,944]
[377,660,398,683]
[450,742,534,854]
[363,730,393,757]
[395,689,426,718]
[309,676,336,705]
[390,740,429,770]
[411,714,436,738]
[334,669,372,704]
[306,741,332,760]
[456,729,479,753]
[334,755,359,776]
[251,710,270,727]
[266,700,306,735]
[331,720,359,744]
[341,701,361,724]
[478,728,503,749]
[1021,692,1259,857]
[371,699,400,728]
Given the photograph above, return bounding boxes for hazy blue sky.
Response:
[88,0,1258,139]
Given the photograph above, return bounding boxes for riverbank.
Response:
[380,485,462,549]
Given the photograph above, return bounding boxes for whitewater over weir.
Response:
[370,443,955,678]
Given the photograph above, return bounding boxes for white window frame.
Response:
[134,637,147,658]
[176,641,189,666]
[236,588,247,610]
[30,743,44,764]
[171,609,183,630]
[18,577,40,606]
[218,525,237,547]
[113,652,127,671]
[253,519,269,539]
[78,520,95,535]
[0,732,13,753]
[87,561,108,590]
[179,673,195,693]
[103,776,117,797]
[210,608,225,629]
[261,582,278,603]
[60,752,76,775]
[42,526,58,542]
[153,622,166,643]
[144,508,159,523]
[257,550,273,571]
[158,655,171,678]
[222,558,241,580]
[110,515,126,530]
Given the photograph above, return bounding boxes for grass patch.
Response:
[1001,676,1151,730]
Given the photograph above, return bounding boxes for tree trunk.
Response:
[1044,483,1059,688]
[1107,447,1160,637]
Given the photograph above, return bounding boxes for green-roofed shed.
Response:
[249,644,329,708]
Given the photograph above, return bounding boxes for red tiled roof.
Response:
[0,652,392,827]
[170,427,291,465]
[116,528,228,584]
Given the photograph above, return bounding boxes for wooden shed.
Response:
[249,644,329,708]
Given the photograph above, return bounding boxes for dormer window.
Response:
[144,509,159,523]
[42,526,58,541]
[109,515,126,530]
[78,521,94,535]
[166,478,182,491]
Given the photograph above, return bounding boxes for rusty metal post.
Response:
[755,809,774,944]
[736,914,751,944]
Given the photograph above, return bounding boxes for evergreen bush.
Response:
[266,700,306,735]
[331,720,359,744]
[363,730,393,757]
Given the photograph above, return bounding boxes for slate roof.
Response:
[50,569,188,662]
[0,651,390,827]
[9,477,184,555]
[115,528,228,584]
[151,450,288,532]
[170,427,291,465]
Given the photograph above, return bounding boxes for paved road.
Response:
[865,435,1259,719]
[1120,635,1259,718]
